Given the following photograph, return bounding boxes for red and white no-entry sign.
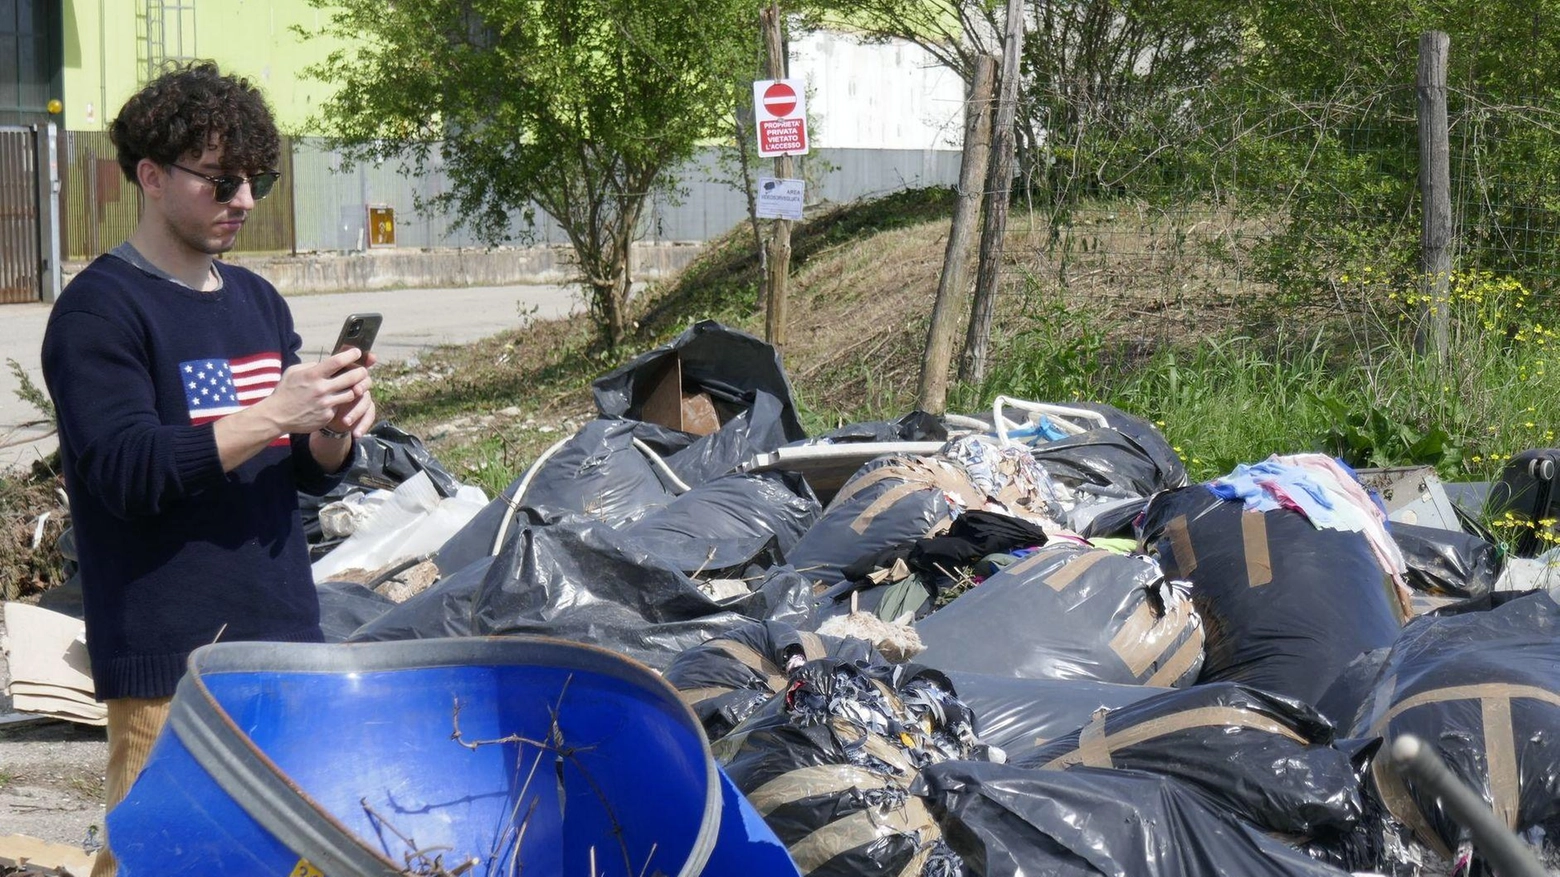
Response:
[753,78,809,158]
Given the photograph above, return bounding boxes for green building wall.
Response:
[61,0,351,133]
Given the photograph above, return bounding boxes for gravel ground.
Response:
[0,616,107,851]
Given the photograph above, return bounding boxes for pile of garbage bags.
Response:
[297,321,1560,877]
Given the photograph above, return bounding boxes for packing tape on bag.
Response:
[1042,705,1308,770]
[1165,515,1198,576]
[1368,682,1560,836]
[1041,549,1109,591]
[787,792,939,875]
[746,763,898,817]
[1241,511,1273,587]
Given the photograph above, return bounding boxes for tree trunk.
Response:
[960,0,1025,386]
[1416,31,1452,362]
[918,54,998,414]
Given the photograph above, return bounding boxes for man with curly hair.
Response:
[39,61,374,875]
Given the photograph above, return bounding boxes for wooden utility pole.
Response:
[917,54,998,413]
[960,0,1024,385]
[762,3,793,349]
[1417,31,1452,362]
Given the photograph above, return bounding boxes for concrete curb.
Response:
[64,241,708,296]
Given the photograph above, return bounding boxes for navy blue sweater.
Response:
[41,256,341,699]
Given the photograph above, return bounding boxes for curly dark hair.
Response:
[110,60,280,185]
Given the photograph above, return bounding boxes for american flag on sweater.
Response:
[181,353,287,444]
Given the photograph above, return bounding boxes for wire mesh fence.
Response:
[986,79,1560,323]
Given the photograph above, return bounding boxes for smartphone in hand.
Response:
[331,313,382,368]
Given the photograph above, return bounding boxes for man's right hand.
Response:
[212,349,369,472]
[260,348,370,434]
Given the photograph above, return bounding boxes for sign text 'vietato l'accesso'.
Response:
[754,78,809,158]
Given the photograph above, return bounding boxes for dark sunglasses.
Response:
[167,163,280,203]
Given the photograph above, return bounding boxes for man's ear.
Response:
[136,159,165,200]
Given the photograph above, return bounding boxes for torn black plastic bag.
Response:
[298,422,463,557]
[592,319,808,443]
[664,620,890,741]
[817,411,948,444]
[1032,429,1183,512]
[713,660,974,877]
[516,418,683,528]
[915,761,1350,877]
[1014,681,1364,837]
[622,470,822,572]
[1347,590,1560,863]
[941,672,1167,759]
[347,515,813,670]
[314,580,395,643]
[789,456,984,593]
[1141,487,1404,706]
[914,545,1204,687]
[1391,520,1501,600]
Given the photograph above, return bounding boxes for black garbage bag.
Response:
[517,418,684,529]
[1013,682,1365,837]
[914,545,1204,688]
[789,456,984,593]
[1347,590,1560,865]
[314,580,395,643]
[1070,401,1188,490]
[347,515,813,670]
[815,510,1054,623]
[622,471,821,572]
[915,761,1351,877]
[592,319,807,443]
[664,620,890,741]
[1314,646,1394,734]
[1032,429,1183,507]
[1140,486,1404,706]
[941,672,1167,760]
[817,411,948,444]
[1390,521,1502,600]
[714,659,975,877]
[298,422,462,558]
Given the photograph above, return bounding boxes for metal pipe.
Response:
[1389,735,1548,877]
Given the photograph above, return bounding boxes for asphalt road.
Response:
[0,283,584,474]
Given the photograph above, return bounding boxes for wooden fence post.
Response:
[1417,30,1452,361]
[917,54,997,414]
[762,2,793,350]
[960,0,1024,386]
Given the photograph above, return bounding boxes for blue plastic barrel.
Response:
[109,637,800,877]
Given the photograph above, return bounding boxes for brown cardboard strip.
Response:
[1372,752,1453,859]
[1076,713,1114,768]
[1165,515,1197,575]
[788,795,938,875]
[1367,683,1560,737]
[747,764,894,817]
[710,639,785,691]
[1043,550,1109,591]
[851,482,931,534]
[675,685,735,706]
[1241,512,1273,587]
[832,464,917,507]
[1482,697,1520,829]
[1143,624,1204,688]
[1106,602,1162,676]
[798,631,827,662]
[1043,706,1306,770]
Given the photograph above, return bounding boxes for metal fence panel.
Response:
[0,127,41,303]
[59,130,295,261]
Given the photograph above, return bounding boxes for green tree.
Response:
[302,0,759,347]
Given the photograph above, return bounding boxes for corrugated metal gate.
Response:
[0,126,41,303]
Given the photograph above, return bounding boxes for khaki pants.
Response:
[91,696,174,877]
